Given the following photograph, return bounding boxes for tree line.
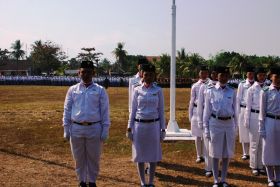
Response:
[0,40,279,78]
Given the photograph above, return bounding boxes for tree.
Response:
[99,58,112,75]
[112,42,128,72]
[10,40,25,74]
[30,40,67,75]
[156,54,170,77]
[0,48,10,61]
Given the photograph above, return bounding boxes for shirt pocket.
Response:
[87,90,100,104]
[147,92,159,107]
[72,90,84,103]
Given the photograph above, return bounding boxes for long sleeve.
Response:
[233,91,238,128]
[235,83,243,125]
[244,88,253,127]
[259,90,266,135]
[128,78,133,113]
[100,88,110,131]
[197,85,206,126]
[158,88,166,130]
[203,89,212,132]
[128,89,138,129]
[63,87,73,127]
[189,85,195,122]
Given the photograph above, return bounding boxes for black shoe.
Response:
[212,182,221,187]
[221,182,230,187]
[252,169,259,176]
[147,184,155,187]
[259,168,267,176]
[241,155,250,160]
[196,156,205,163]
[205,170,213,177]
[89,182,97,187]
[79,182,87,187]
[145,166,150,174]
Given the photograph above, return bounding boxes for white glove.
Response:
[260,131,266,139]
[100,128,109,141]
[204,128,210,140]
[126,131,133,141]
[160,131,166,141]
[63,125,70,141]
[198,122,203,129]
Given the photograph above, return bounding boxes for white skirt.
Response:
[238,107,250,143]
[191,107,203,137]
[209,118,236,159]
[262,117,280,165]
[132,121,162,162]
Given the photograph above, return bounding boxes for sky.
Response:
[0,0,280,62]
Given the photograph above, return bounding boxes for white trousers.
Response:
[203,133,212,171]
[70,124,103,183]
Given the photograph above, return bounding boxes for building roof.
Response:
[0,60,32,71]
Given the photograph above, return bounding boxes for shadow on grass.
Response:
[0,148,139,185]
[158,161,266,186]
[156,172,214,187]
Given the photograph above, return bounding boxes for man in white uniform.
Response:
[128,58,149,113]
[63,61,110,187]
[244,67,267,176]
[189,66,209,163]
[259,67,280,187]
[197,67,218,177]
[236,67,255,160]
[203,66,237,187]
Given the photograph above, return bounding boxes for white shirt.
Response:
[63,82,110,129]
[259,84,280,134]
[203,82,237,129]
[244,81,265,125]
[128,73,141,113]
[197,80,217,126]
[189,79,209,121]
[236,79,254,114]
[128,83,165,129]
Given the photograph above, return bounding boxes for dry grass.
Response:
[0,86,267,186]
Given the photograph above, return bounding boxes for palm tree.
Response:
[112,42,127,72]
[11,40,25,75]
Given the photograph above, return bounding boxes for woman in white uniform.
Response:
[259,67,280,187]
[244,67,267,176]
[203,66,237,187]
[127,64,166,187]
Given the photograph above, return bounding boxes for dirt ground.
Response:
[0,86,268,186]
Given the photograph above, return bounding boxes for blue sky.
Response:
[0,0,279,62]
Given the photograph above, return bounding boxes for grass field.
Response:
[0,86,267,186]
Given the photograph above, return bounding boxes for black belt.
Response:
[134,118,160,123]
[266,114,280,120]
[73,121,101,126]
[240,104,246,108]
[194,103,197,107]
[211,114,233,120]
[251,109,260,113]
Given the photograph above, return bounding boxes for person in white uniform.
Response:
[244,67,267,176]
[127,64,166,187]
[128,58,149,113]
[203,66,237,187]
[197,67,218,177]
[236,67,255,160]
[259,67,280,187]
[189,66,209,163]
[63,61,110,187]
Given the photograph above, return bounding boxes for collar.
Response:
[246,79,254,85]
[135,72,140,78]
[198,78,208,84]
[80,81,94,88]
[270,84,280,91]
[215,82,228,90]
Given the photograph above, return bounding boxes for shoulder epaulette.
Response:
[240,80,246,83]
[133,82,141,88]
[227,84,235,89]
[262,86,269,91]
[206,84,214,89]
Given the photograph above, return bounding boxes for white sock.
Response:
[212,158,220,183]
[275,166,280,182]
[221,158,230,182]
[266,166,274,182]
[148,162,157,184]
[137,162,146,185]
[242,143,250,155]
[195,137,203,157]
